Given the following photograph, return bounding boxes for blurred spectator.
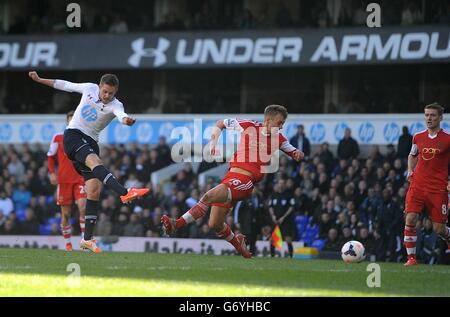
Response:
[385,144,397,164]
[323,228,340,252]
[338,225,355,245]
[112,212,129,236]
[239,8,254,29]
[7,154,25,183]
[12,183,32,211]
[108,15,128,33]
[96,212,113,237]
[317,142,334,172]
[123,213,144,237]
[0,191,14,217]
[275,2,294,28]
[417,217,440,264]
[397,126,413,161]
[337,128,360,160]
[155,136,173,167]
[318,212,333,239]
[20,208,40,235]
[401,1,424,25]
[290,124,311,160]
[374,189,403,261]
[358,226,376,259]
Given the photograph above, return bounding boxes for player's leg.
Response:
[428,193,450,246]
[63,129,147,203]
[74,183,87,239]
[403,187,424,266]
[209,205,252,259]
[60,204,73,251]
[80,178,102,253]
[404,212,419,265]
[56,183,74,251]
[83,153,148,203]
[161,183,229,234]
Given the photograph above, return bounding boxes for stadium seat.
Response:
[39,224,51,235]
[312,239,326,251]
[295,215,308,226]
[16,209,26,222]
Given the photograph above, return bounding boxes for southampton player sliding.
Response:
[162,105,304,258]
[29,71,149,253]
[404,103,450,266]
[48,111,87,251]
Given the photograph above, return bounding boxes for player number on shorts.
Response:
[79,185,86,194]
[442,204,447,215]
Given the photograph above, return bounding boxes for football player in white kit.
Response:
[29,71,149,253]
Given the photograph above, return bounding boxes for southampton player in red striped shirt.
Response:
[404,103,450,266]
[161,105,304,258]
[48,111,87,251]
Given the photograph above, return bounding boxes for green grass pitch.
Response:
[0,248,449,296]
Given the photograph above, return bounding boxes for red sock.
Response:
[61,225,72,245]
[217,224,238,248]
[176,201,209,229]
[79,217,85,233]
[404,225,417,257]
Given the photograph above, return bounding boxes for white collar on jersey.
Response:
[428,128,442,139]
[261,127,281,136]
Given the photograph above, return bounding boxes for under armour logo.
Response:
[128,37,170,67]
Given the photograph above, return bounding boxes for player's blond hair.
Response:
[424,102,444,116]
[264,105,288,119]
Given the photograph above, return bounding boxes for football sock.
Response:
[84,200,100,240]
[61,224,71,245]
[176,201,209,229]
[92,165,127,196]
[217,224,240,249]
[404,224,417,257]
[79,217,85,239]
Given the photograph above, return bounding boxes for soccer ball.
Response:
[341,240,366,263]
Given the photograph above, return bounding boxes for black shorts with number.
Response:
[63,128,99,181]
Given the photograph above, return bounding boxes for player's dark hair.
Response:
[66,110,74,120]
[264,104,288,119]
[424,102,444,116]
[100,74,119,87]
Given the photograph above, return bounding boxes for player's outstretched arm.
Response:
[113,104,136,126]
[29,71,88,94]
[28,71,56,88]
[209,120,225,155]
[280,140,304,162]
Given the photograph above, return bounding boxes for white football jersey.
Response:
[54,80,128,142]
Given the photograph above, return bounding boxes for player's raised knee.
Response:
[85,154,103,168]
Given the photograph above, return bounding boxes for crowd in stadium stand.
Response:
[0,127,449,264]
[4,0,450,35]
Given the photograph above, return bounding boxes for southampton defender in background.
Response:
[29,71,149,253]
[162,105,304,258]
[404,103,450,266]
[47,111,87,251]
